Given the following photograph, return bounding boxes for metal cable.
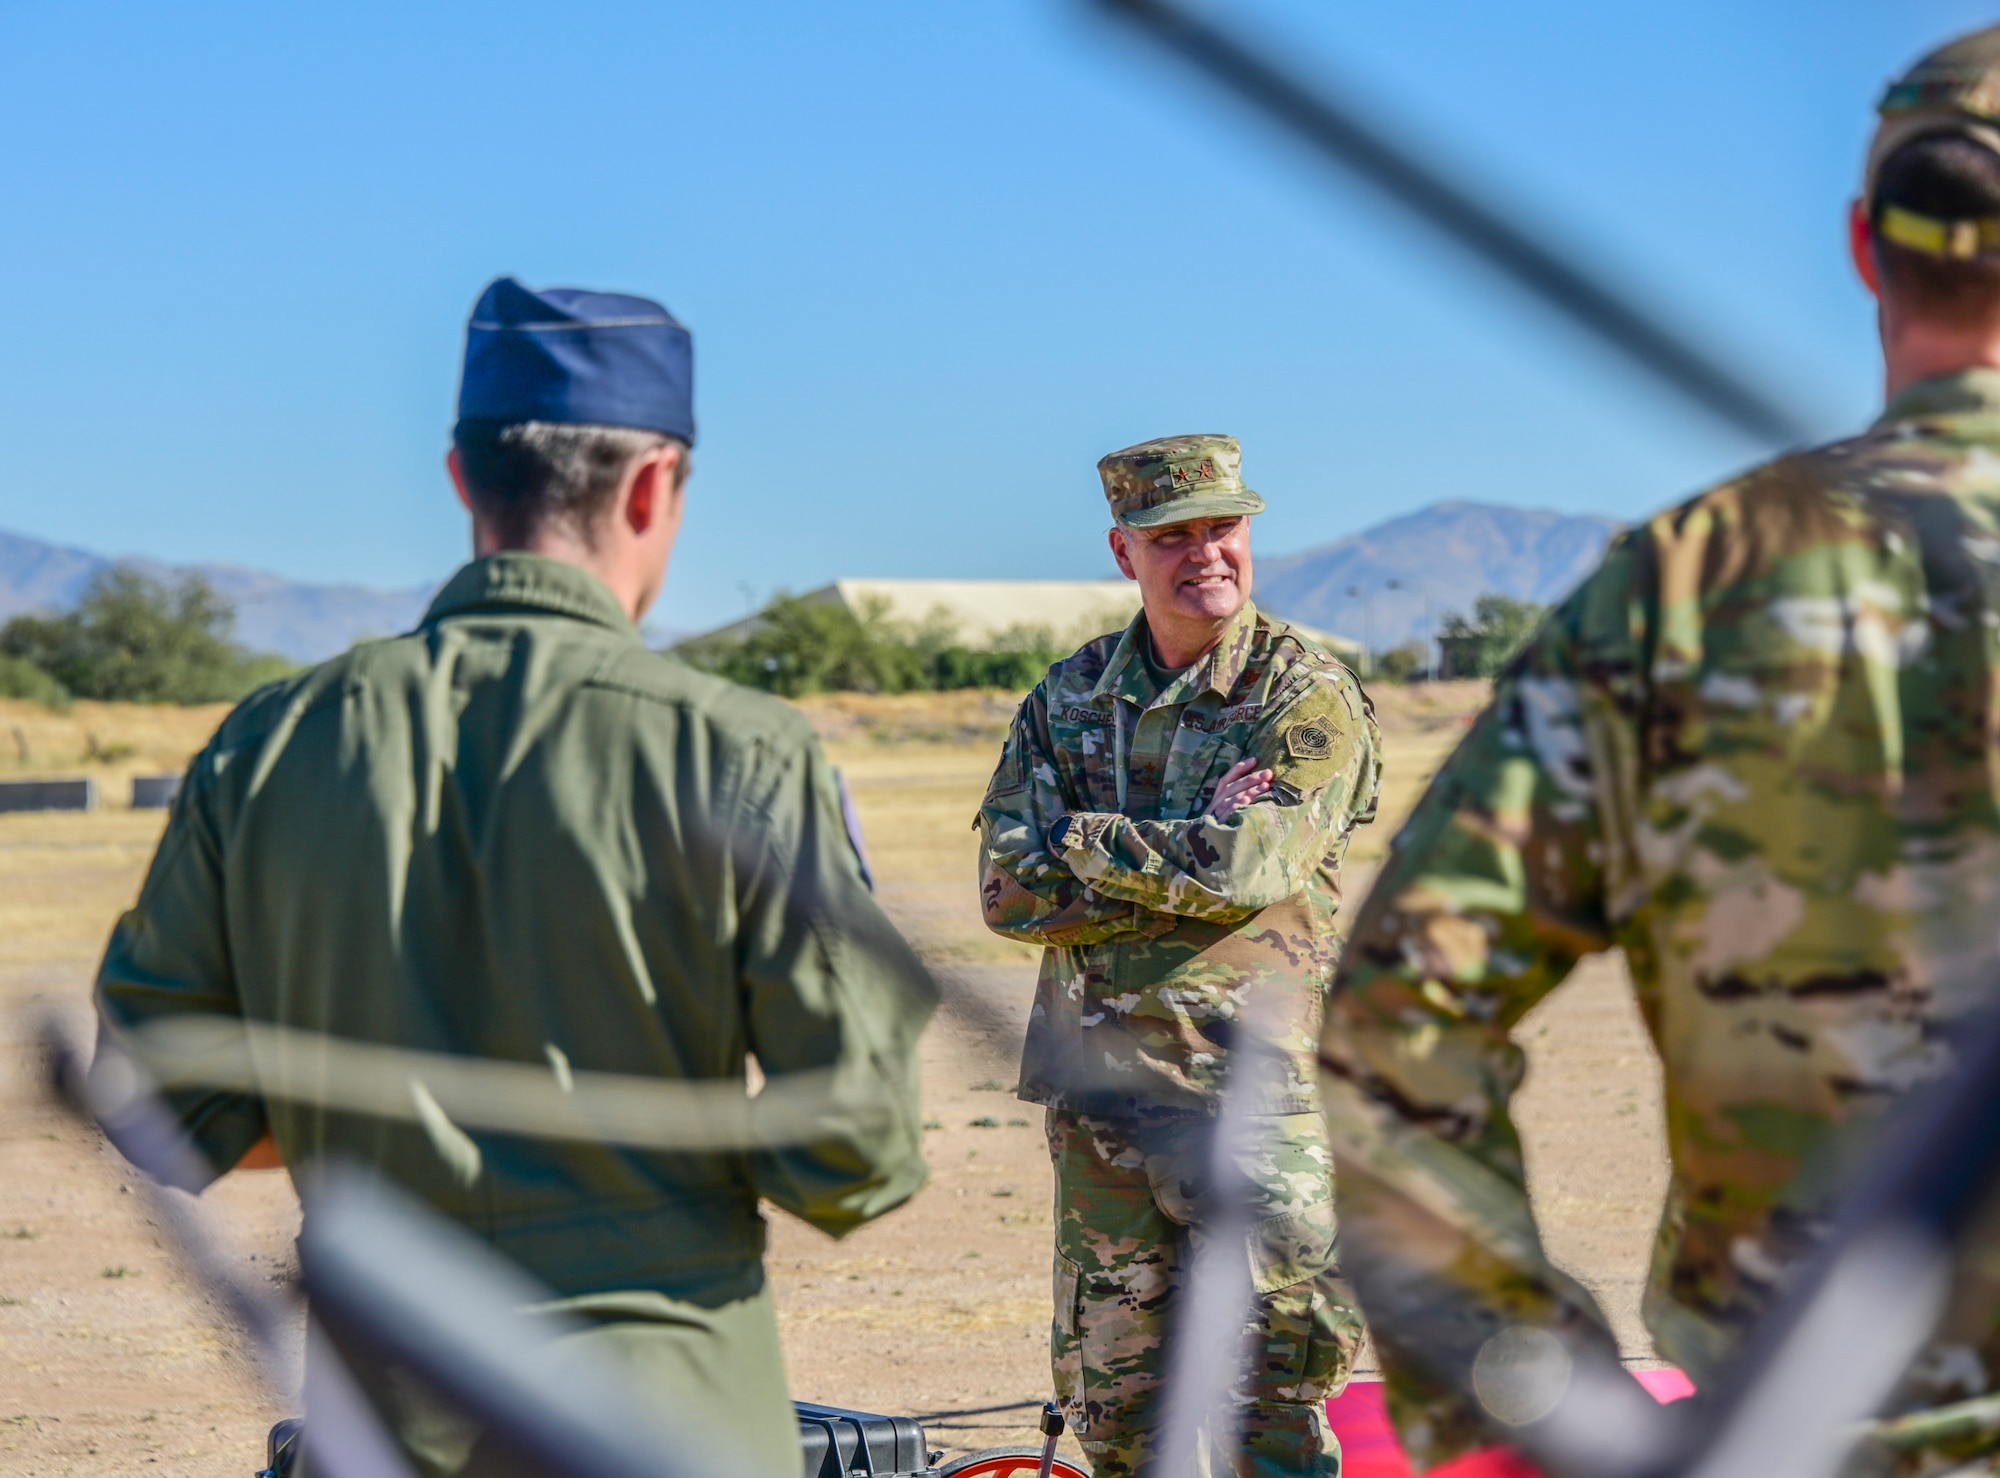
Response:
[1091,0,1815,449]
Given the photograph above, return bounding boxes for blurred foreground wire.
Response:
[62,985,2000,1478]
[46,1018,755,1478]
[1091,0,1815,449]
[45,1017,416,1478]
[115,1013,883,1153]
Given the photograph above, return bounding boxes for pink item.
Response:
[1326,1369,1693,1478]
[1633,1368,1696,1403]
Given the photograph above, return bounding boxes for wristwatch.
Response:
[1047,814,1080,853]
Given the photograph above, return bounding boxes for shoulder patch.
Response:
[1286,719,1336,761]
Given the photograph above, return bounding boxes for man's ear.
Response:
[447,447,475,513]
[1851,198,1882,298]
[1109,526,1138,581]
[622,444,685,535]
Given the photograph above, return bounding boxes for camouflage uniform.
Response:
[1321,368,2000,1475]
[1050,1111,1366,1478]
[979,435,1380,1478]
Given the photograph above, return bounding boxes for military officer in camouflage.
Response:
[978,435,1381,1478]
[92,278,935,1475]
[1319,24,2000,1476]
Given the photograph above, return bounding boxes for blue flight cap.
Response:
[457,277,695,444]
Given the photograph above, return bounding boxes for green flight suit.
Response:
[93,554,936,1476]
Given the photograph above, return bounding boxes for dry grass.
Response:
[0,698,231,812]
[3,677,1660,1478]
[791,689,1020,746]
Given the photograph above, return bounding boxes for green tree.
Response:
[1370,641,1429,684]
[1437,594,1547,678]
[0,568,294,704]
[679,598,1071,696]
[679,593,928,697]
[0,652,69,707]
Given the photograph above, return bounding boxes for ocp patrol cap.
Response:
[1097,434,1265,530]
[1865,25,2000,209]
[457,277,696,444]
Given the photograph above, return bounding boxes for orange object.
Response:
[237,1132,285,1170]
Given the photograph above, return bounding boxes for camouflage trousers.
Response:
[1047,1109,1364,1478]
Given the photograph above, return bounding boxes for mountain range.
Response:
[0,500,1625,664]
[0,530,435,663]
[1258,501,1624,650]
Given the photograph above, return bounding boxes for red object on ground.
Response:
[1327,1369,1694,1478]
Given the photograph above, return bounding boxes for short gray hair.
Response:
[452,418,688,549]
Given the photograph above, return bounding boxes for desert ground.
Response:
[0,683,1669,1476]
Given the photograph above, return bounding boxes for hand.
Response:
[1205,757,1273,821]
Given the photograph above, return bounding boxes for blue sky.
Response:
[0,1,1988,634]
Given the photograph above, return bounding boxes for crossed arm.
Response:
[976,668,1377,943]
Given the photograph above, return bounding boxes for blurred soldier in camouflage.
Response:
[977,435,1381,1478]
[1318,24,2000,1476]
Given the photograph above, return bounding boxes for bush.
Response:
[679,594,927,697]
[679,596,1073,696]
[930,645,1056,691]
[1436,594,1547,678]
[0,568,295,705]
[1369,642,1429,684]
[0,652,69,707]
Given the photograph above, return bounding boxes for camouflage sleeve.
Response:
[977,685,1157,947]
[1317,550,1642,1468]
[1057,664,1379,922]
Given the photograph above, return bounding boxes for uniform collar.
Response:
[1876,367,2000,428]
[1091,600,1261,707]
[424,554,639,636]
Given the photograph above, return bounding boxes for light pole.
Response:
[1344,585,1370,676]
[1345,578,1407,678]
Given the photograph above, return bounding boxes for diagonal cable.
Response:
[1092,0,1814,448]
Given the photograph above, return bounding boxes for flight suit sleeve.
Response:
[1318,549,1644,1468]
[735,731,938,1238]
[92,742,269,1189]
[977,685,1160,946]
[1055,664,1381,923]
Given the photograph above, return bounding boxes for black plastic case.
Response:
[796,1401,941,1478]
[261,1402,940,1476]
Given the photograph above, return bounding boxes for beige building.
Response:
[687,578,1359,658]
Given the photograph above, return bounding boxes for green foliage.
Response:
[1370,641,1429,684]
[679,595,1071,696]
[678,594,922,697]
[1437,593,1547,678]
[0,652,69,707]
[0,568,295,705]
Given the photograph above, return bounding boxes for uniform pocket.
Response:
[1052,1252,1085,1419]
[1247,1200,1338,1295]
[990,733,1027,797]
[1247,1268,1363,1404]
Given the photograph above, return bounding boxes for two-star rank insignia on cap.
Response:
[1286,721,1335,761]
